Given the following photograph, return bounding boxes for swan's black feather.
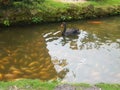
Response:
[61,22,80,36]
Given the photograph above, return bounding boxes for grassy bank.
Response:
[0,79,120,90]
[0,79,58,90]
[84,0,120,6]
[0,0,120,26]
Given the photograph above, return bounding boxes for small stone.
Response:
[54,84,76,90]
[81,86,101,90]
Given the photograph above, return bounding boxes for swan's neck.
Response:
[62,25,66,35]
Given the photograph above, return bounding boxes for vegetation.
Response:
[3,19,10,26]
[0,79,58,90]
[0,79,120,90]
[96,83,120,90]
[0,0,45,6]
[0,0,120,26]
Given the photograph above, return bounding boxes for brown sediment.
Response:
[0,73,3,80]
[0,36,64,81]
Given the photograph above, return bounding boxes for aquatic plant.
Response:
[32,17,42,23]
[3,19,10,26]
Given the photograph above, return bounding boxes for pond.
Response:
[0,16,120,83]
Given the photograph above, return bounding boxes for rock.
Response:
[83,86,101,90]
[54,84,76,90]
[55,84,101,90]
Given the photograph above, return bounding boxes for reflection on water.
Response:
[0,16,120,83]
[44,16,120,83]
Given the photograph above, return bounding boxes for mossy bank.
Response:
[0,0,120,26]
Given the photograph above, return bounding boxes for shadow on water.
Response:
[0,16,120,83]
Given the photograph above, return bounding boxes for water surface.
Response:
[0,16,120,83]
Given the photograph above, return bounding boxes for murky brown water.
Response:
[0,16,120,83]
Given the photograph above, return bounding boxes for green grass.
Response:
[85,0,120,6]
[0,79,58,90]
[96,83,120,90]
[44,0,120,7]
[0,79,120,90]
[43,0,69,8]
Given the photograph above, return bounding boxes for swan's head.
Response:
[61,22,66,28]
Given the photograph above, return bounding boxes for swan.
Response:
[61,22,80,36]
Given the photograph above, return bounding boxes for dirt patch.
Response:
[54,0,86,3]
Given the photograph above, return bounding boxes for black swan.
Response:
[61,22,80,36]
